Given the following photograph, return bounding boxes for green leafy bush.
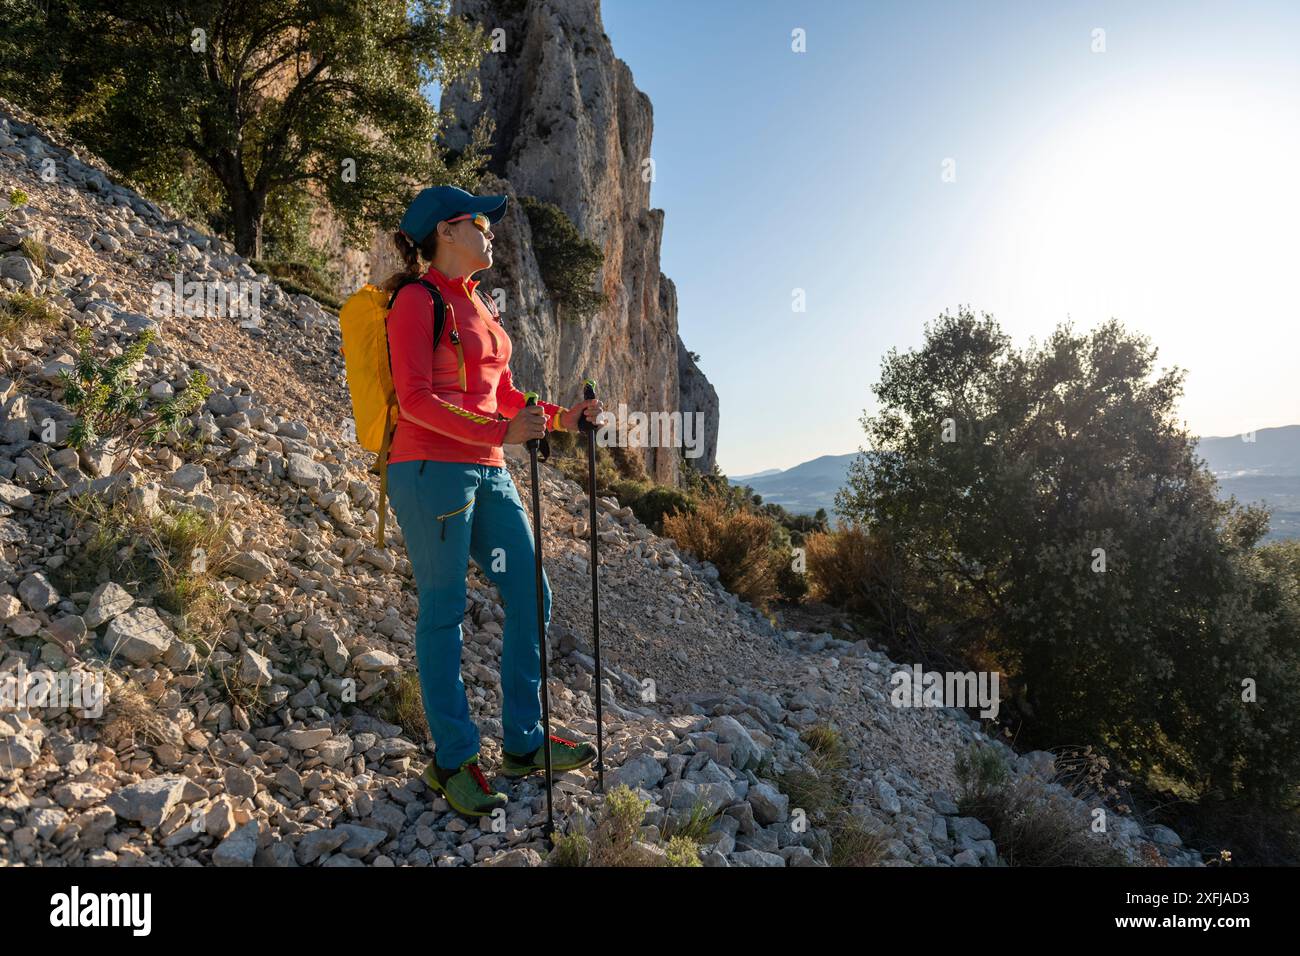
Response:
[519,196,607,322]
[630,485,695,532]
[664,836,702,867]
[60,327,212,471]
[836,308,1300,806]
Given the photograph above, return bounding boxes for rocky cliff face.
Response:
[427,0,719,483]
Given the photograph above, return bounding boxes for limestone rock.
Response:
[101,606,175,664]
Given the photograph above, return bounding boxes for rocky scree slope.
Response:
[0,102,1197,867]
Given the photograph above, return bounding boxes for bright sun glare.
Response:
[966,82,1300,437]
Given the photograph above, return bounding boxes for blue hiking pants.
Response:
[385,459,551,770]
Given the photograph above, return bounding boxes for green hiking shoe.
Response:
[422,755,509,817]
[500,734,598,778]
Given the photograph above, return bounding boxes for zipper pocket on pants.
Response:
[434,499,473,540]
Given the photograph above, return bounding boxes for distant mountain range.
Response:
[730,425,1300,541]
[1196,425,1300,542]
[729,453,860,522]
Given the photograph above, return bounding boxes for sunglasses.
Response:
[444,212,493,238]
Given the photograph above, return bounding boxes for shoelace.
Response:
[548,734,577,748]
[465,761,492,795]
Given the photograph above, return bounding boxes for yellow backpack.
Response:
[338,278,445,546]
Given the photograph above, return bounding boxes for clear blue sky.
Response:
[599,0,1300,476]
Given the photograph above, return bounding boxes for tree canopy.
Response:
[0,0,496,257]
[837,308,1300,803]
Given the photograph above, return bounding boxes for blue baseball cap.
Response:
[399,185,508,244]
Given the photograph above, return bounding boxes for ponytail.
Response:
[381,229,438,292]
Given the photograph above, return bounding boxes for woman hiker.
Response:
[381,185,603,818]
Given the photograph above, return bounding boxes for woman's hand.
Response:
[561,398,605,431]
[503,405,548,444]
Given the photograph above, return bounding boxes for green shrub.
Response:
[588,784,652,866]
[955,742,1012,819]
[519,196,606,323]
[8,188,28,207]
[664,836,702,867]
[607,478,651,511]
[837,309,1300,806]
[663,495,785,610]
[953,742,1131,866]
[60,326,212,470]
[548,829,592,867]
[776,556,809,603]
[373,670,429,744]
[631,485,695,532]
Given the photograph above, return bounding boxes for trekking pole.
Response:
[523,392,556,842]
[577,378,605,791]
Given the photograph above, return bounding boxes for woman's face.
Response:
[445,214,494,273]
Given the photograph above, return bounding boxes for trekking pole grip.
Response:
[524,392,540,452]
[578,379,598,434]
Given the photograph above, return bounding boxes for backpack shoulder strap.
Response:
[389,277,447,349]
[417,279,448,348]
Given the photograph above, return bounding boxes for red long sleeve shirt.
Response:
[385,264,566,467]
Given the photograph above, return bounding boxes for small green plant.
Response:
[55,494,141,593]
[373,670,429,743]
[630,486,695,533]
[662,799,717,844]
[147,507,233,644]
[775,724,885,866]
[803,725,846,763]
[8,188,28,207]
[664,835,703,867]
[59,326,212,472]
[0,291,61,343]
[830,815,888,867]
[588,784,651,866]
[548,827,592,867]
[955,742,1012,819]
[18,237,47,271]
[55,494,232,647]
